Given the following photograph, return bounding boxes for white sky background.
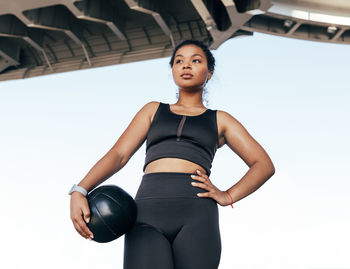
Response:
[0,33,349,269]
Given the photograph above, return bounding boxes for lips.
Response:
[181,73,193,79]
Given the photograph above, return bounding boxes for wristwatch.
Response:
[68,184,88,196]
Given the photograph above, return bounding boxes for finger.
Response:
[196,169,209,179]
[197,191,211,198]
[81,204,95,239]
[72,217,90,239]
[195,172,211,183]
[76,215,93,239]
[73,223,87,239]
[203,174,210,181]
[190,174,207,182]
[74,219,88,238]
[83,213,90,224]
[191,181,211,190]
[82,205,91,225]
[79,216,94,239]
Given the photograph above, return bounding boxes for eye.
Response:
[193,59,201,63]
[175,59,183,64]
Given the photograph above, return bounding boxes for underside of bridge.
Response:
[0,0,349,82]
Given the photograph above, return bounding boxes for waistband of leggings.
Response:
[135,172,208,200]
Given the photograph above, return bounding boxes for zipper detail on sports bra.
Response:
[176,115,186,141]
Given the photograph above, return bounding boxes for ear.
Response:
[207,70,213,81]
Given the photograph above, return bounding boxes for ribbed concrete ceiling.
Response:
[0,0,349,82]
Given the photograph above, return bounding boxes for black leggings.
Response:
[123,172,221,269]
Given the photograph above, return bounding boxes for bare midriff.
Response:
[144,157,207,175]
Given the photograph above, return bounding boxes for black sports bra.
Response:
[143,102,219,176]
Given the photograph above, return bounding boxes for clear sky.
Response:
[1,32,349,269]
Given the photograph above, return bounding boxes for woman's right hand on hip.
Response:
[70,192,94,240]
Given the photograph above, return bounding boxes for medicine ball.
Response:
[86,184,137,243]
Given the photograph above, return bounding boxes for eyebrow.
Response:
[175,53,203,58]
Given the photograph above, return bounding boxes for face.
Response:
[171,44,212,91]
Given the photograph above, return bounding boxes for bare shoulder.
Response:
[216,109,274,171]
[217,109,242,125]
[216,109,247,148]
[109,101,160,164]
[143,100,160,109]
[140,101,160,123]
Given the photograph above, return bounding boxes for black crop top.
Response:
[143,102,219,176]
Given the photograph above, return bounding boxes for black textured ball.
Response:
[86,185,137,243]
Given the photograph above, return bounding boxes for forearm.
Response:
[226,161,275,204]
[77,150,126,192]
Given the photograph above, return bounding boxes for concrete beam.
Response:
[0,15,53,71]
[124,0,175,48]
[331,28,346,41]
[286,21,301,36]
[66,0,126,40]
[191,0,272,49]
[0,37,20,72]
[21,5,91,65]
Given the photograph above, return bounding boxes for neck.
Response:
[176,87,205,108]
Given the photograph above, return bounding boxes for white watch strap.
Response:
[69,184,88,196]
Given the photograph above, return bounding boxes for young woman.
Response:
[69,39,275,269]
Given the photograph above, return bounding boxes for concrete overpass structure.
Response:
[0,0,349,82]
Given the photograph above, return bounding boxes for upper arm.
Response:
[219,110,274,169]
[109,101,160,165]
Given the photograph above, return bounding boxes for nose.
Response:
[183,62,191,69]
